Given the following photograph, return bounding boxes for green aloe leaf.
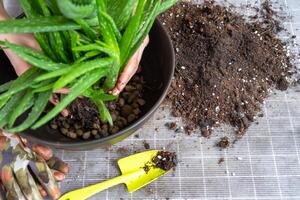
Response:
[0,41,65,71]
[72,43,115,57]
[34,67,73,82]
[0,81,13,93]
[8,90,52,132]
[70,30,81,60]
[120,0,146,66]
[0,92,25,128]
[74,19,98,40]
[20,0,58,61]
[99,11,122,41]
[75,51,101,63]
[107,0,137,31]
[53,57,113,90]
[8,90,34,128]
[95,0,119,51]
[0,40,51,61]
[32,68,108,129]
[0,16,99,33]
[159,0,178,13]
[0,96,10,111]
[83,89,118,101]
[127,1,161,68]
[93,99,113,126]
[20,0,40,17]
[0,68,39,101]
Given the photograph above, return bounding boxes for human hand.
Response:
[0,4,69,116]
[110,36,149,95]
[0,34,69,116]
[0,131,69,200]
[0,1,39,76]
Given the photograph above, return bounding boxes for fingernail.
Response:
[1,167,12,182]
[20,137,28,145]
[53,171,65,182]
[50,187,61,200]
[62,164,70,174]
[32,144,53,161]
[61,110,69,117]
[39,188,47,197]
[112,89,120,96]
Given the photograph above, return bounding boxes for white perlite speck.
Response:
[237,157,243,161]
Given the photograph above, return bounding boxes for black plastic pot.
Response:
[0,20,175,150]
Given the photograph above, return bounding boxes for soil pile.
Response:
[160,1,292,137]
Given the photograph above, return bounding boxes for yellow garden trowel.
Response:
[59,150,176,200]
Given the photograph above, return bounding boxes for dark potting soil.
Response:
[143,140,151,149]
[160,1,292,137]
[152,151,178,171]
[217,137,231,149]
[49,75,146,140]
[218,157,225,164]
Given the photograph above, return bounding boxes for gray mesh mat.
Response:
[4,0,300,199]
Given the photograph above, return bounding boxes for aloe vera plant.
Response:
[0,0,177,132]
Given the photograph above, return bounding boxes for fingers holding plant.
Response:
[111,36,149,96]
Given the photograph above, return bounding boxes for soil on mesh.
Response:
[217,137,231,149]
[218,157,225,164]
[160,1,292,137]
[143,140,151,149]
[49,75,146,140]
[152,151,178,171]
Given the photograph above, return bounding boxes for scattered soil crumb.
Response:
[143,141,151,150]
[117,147,129,155]
[160,1,292,138]
[218,157,225,164]
[104,145,112,151]
[184,125,194,135]
[165,122,178,130]
[217,137,231,149]
[260,0,284,33]
[153,151,178,171]
[143,164,150,174]
[258,113,264,117]
[134,134,140,138]
[201,126,212,138]
[145,187,155,195]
